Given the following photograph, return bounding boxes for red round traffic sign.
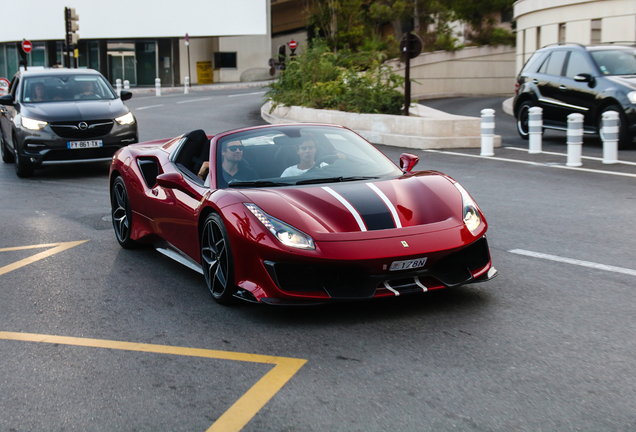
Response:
[22,40,32,54]
[289,40,297,50]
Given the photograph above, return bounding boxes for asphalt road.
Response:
[1,90,635,431]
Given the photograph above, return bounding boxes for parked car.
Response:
[0,68,138,177]
[514,43,636,149]
[109,124,497,305]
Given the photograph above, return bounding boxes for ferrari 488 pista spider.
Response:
[109,124,497,305]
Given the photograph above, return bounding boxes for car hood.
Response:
[607,76,636,89]
[236,173,466,241]
[21,99,130,121]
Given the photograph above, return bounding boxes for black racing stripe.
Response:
[333,183,395,231]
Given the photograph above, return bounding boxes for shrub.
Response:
[266,39,405,115]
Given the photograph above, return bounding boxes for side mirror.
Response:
[156,172,199,198]
[120,90,133,101]
[399,153,419,173]
[0,94,15,106]
[574,73,593,83]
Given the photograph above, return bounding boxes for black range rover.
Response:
[0,68,138,177]
[514,43,636,149]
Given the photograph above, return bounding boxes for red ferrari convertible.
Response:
[109,124,497,305]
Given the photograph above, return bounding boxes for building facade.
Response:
[0,0,272,86]
[514,0,636,72]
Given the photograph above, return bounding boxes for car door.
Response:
[535,50,569,127]
[0,76,19,152]
[559,50,599,131]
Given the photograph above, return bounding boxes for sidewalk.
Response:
[125,80,274,95]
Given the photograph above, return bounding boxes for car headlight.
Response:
[245,203,315,250]
[627,91,636,104]
[453,182,482,234]
[115,112,135,125]
[21,116,48,130]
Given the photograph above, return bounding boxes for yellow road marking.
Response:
[0,241,89,276]
[0,331,307,432]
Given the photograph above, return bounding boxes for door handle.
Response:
[559,85,567,91]
[533,79,539,84]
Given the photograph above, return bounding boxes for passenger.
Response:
[280,138,326,177]
[197,140,258,188]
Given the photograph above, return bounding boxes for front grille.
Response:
[50,119,114,139]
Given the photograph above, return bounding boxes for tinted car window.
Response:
[565,51,596,78]
[522,51,549,74]
[590,49,636,75]
[545,50,568,76]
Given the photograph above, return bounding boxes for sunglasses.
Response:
[227,145,244,152]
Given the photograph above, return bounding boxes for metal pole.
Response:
[403,36,410,116]
[186,41,191,89]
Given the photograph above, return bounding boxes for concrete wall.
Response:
[514,0,636,73]
[385,45,517,100]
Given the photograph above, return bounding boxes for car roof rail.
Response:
[540,42,586,49]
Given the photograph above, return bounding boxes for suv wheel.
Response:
[516,101,535,140]
[598,105,634,150]
[14,136,34,178]
[0,129,14,163]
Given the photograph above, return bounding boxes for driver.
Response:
[198,140,258,188]
[281,138,326,177]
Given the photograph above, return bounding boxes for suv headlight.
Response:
[627,91,636,104]
[453,182,482,234]
[21,116,48,130]
[245,203,315,250]
[115,112,135,125]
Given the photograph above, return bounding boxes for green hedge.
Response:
[266,40,405,115]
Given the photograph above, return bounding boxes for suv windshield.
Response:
[590,49,636,75]
[22,75,116,103]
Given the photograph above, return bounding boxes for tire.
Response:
[598,105,634,150]
[201,213,237,304]
[111,176,139,249]
[0,129,14,163]
[516,100,534,140]
[14,137,34,178]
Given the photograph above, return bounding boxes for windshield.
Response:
[590,49,636,75]
[22,75,117,103]
[214,126,403,189]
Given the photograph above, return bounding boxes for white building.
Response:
[0,0,272,86]
[514,0,636,72]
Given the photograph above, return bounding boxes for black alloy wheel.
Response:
[516,100,534,140]
[111,176,138,249]
[13,137,33,178]
[0,129,14,163]
[201,213,236,304]
[598,105,634,150]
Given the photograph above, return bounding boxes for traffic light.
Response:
[65,8,79,47]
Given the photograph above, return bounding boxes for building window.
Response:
[536,26,541,49]
[591,19,602,44]
[558,23,566,43]
[214,52,237,69]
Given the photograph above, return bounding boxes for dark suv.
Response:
[0,68,138,177]
[514,43,636,149]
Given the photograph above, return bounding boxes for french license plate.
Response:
[67,140,103,149]
[390,257,427,271]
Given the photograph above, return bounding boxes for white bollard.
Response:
[480,108,495,157]
[184,76,189,94]
[566,113,584,167]
[601,111,619,164]
[528,106,543,154]
[155,78,161,96]
[123,80,130,90]
[115,78,122,96]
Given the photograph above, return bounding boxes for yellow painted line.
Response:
[0,241,88,276]
[0,331,307,432]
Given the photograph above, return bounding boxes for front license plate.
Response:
[67,140,103,149]
[390,257,427,271]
